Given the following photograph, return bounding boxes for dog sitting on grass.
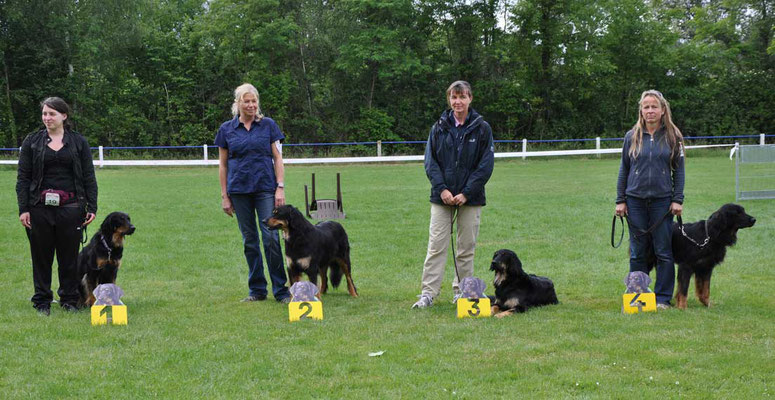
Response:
[76,212,135,307]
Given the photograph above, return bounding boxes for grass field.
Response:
[1,152,772,399]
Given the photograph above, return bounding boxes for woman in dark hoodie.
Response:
[615,90,685,309]
[16,97,98,315]
[412,81,494,309]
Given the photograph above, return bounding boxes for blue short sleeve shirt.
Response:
[215,116,285,194]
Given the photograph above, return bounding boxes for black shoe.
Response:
[61,303,80,312]
[277,296,291,304]
[241,294,267,302]
[34,304,51,316]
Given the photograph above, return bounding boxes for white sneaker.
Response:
[452,292,463,304]
[412,294,434,309]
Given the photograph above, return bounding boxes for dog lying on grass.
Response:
[489,249,558,318]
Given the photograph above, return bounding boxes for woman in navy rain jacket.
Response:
[413,81,494,309]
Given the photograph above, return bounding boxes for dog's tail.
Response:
[330,263,343,288]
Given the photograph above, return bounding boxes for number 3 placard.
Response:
[289,301,323,322]
[456,297,491,318]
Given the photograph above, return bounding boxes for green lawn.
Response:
[1,153,772,399]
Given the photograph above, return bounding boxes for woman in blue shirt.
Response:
[615,90,685,309]
[216,83,290,303]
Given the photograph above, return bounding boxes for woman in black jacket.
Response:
[412,81,495,309]
[615,90,685,309]
[16,97,98,315]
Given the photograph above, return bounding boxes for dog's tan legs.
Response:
[338,259,358,297]
[495,310,514,318]
[491,305,501,314]
[696,274,712,307]
[674,266,692,309]
[319,266,328,294]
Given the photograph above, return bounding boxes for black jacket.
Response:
[16,129,98,215]
[616,127,685,204]
[424,108,494,206]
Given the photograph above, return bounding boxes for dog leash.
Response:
[611,210,673,248]
[450,205,461,284]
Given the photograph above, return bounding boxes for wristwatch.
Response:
[277,182,285,188]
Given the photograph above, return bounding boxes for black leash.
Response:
[611,210,673,248]
[450,205,461,284]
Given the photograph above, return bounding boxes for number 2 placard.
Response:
[289,301,323,322]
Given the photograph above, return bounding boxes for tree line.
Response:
[1,0,773,148]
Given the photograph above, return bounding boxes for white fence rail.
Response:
[0,134,766,167]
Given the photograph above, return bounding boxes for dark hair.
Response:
[40,97,73,130]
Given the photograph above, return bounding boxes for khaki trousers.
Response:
[420,203,482,299]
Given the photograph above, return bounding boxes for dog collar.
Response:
[679,218,710,248]
[100,234,112,261]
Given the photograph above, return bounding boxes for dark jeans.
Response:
[230,192,289,300]
[26,205,84,307]
[626,196,675,304]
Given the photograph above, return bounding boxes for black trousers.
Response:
[26,205,84,307]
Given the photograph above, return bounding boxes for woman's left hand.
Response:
[275,188,285,208]
[83,213,96,226]
[670,202,683,216]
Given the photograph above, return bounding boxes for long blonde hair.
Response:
[231,83,264,119]
[629,90,683,164]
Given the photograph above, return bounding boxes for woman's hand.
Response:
[19,212,31,228]
[83,213,96,226]
[440,189,454,205]
[615,203,627,217]
[275,187,285,208]
[452,193,467,206]
[670,202,683,216]
[222,195,234,217]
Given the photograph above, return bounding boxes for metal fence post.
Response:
[377,140,382,157]
[203,144,208,161]
[522,138,527,160]
[761,134,765,145]
[98,146,104,168]
[596,137,601,158]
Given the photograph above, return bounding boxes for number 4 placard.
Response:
[456,298,492,318]
[289,301,323,322]
[622,292,656,314]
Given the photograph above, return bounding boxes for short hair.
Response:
[231,83,264,119]
[40,97,73,130]
[446,80,473,108]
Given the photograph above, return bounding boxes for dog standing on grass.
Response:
[76,212,135,307]
[265,205,358,297]
[646,203,756,309]
[489,249,558,318]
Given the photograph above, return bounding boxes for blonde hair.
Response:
[445,80,472,108]
[629,90,683,164]
[231,83,263,119]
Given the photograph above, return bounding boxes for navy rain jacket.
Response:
[424,108,495,206]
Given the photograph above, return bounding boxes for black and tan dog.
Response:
[265,205,358,297]
[647,203,756,309]
[76,212,135,307]
[489,249,558,318]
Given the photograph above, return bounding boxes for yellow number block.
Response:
[91,305,128,325]
[622,293,656,314]
[289,301,323,322]
[456,297,491,318]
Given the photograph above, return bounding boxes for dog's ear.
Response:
[707,208,728,236]
[506,251,525,277]
[100,214,114,236]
